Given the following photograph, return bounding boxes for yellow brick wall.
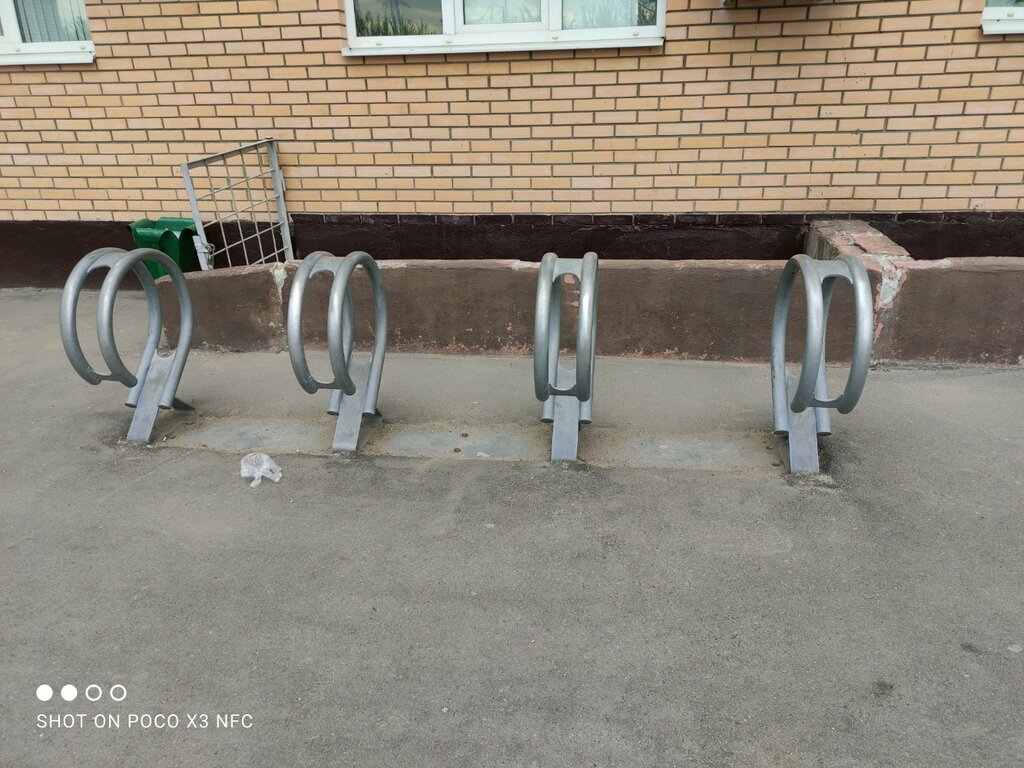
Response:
[0,0,1021,220]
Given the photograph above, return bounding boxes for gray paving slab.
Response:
[1,288,1023,768]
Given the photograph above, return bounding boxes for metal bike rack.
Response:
[287,251,387,453]
[534,252,598,462]
[770,253,873,474]
[60,247,194,444]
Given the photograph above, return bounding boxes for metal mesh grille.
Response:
[181,139,293,270]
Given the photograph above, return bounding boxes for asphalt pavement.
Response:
[1,288,1022,767]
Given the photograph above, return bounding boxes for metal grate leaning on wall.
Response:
[181,139,294,270]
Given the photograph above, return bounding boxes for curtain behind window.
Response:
[561,0,632,28]
[15,0,90,42]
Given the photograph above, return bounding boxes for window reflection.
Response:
[562,0,655,28]
[464,0,542,25]
[354,0,443,35]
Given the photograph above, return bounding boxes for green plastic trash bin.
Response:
[128,218,200,279]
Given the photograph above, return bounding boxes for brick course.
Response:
[0,0,1021,221]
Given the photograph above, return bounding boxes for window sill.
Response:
[344,35,663,56]
[981,9,1024,34]
[0,41,95,66]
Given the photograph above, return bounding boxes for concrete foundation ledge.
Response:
[157,256,1024,364]
[889,258,1024,363]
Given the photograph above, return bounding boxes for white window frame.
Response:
[343,0,665,56]
[982,4,1024,33]
[0,0,95,66]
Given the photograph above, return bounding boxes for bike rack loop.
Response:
[534,252,598,462]
[770,253,873,474]
[60,247,194,444]
[287,250,387,453]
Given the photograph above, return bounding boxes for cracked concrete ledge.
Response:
[806,219,913,360]
[158,242,1024,364]
[806,220,1024,364]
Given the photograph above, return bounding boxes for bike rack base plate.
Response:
[782,372,822,474]
[550,364,584,461]
[330,360,376,453]
[125,353,193,444]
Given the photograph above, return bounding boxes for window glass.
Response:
[562,0,654,28]
[353,0,443,36]
[464,0,542,25]
[14,0,90,43]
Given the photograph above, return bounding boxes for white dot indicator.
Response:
[60,684,78,702]
[36,685,53,702]
[109,684,127,702]
[85,685,102,702]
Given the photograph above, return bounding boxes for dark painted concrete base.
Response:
[0,220,134,289]
[292,211,1024,263]
[292,213,806,262]
[6,211,1024,288]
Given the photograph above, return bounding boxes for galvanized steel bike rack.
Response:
[534,252,598,462]
[287,251,387,453]
[60,247,194,444]
[770,254,873,474]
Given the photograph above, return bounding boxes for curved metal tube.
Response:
[60,247,193,410]
[533,253,557,401]
[575,253,598,404]
[96,259,161,390]
[771,254,824,414]
[99,249,193,409]
[331,251,387,415]
[287,250,387,415]
[59,247,193,444]
[288,251,341,394]
[60,247,136,386]
[821,254,872,414]
[533,251,598,404]
[770,253,873,419]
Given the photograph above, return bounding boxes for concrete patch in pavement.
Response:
[165,417,780,472]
